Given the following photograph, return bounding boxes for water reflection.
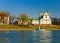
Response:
[32,30,52,43]
[0,30,59,43]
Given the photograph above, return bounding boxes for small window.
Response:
[45,16,47,18]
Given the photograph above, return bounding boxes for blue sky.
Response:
[0,0,60,18]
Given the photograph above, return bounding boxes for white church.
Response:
[32,11,51,25]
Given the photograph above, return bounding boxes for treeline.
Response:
[51,18,60,25]
[10,13,31,25]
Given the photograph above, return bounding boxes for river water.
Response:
[0,30,60,43]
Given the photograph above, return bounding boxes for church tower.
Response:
[43,11,50,19]
[40,11,51,24]
[40,9,43,19]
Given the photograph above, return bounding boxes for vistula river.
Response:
[0,30,60,43]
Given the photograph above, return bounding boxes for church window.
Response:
[45,16,47,18]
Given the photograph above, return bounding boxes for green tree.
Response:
[52,17,58,25]
[18,14,30,25]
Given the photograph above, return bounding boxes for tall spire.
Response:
[40,9,43,16]
[40,9,43,19]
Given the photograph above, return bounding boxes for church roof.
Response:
[44,11,50,16]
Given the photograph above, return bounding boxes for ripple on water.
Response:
[0,30,53,43]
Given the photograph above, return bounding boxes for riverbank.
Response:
[40,24,60,30]
[0,24,36,31]
[0,24,60,31]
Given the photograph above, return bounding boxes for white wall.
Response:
[32,20,39,24]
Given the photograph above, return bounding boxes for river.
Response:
[0,30,60,43]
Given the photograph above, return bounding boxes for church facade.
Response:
[32,11,51,25]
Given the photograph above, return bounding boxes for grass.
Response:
[0,24,36,31]
[40,24,60,30]
[0,24,60,31]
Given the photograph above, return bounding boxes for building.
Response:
[32,11,51,25]
[0,12,9,24]
[40,11,51,24]
[31,18,39,25]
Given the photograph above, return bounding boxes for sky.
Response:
[0,0,60,18]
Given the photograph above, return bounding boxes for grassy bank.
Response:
[0,24,60,31]
[0,24,36,31]
[40,25,60,30]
